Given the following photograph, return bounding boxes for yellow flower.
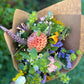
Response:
[52,18,65,27]
[49,32,59,44]
[12,70,24,81]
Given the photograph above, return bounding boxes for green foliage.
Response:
[18,63,24,70]
[56,71,70,84]
[29,67,35,74]
[54,62,61,69]
[0,0,84,84]
[76,50,82,55]
[20,52,30,60]
[26,73,41,84]
[0,0,24,28]
[56,25,65,33]
[51,47,58,51]
[27,11,37,25]
[0,30,10,69]
[30,47,37,59]
[61,48,66,53]
[70,53,77,61]
[23,62,29,71]
[38,30,41,36]
[43,52,50,58]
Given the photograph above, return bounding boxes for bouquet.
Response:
[0,11,82,84]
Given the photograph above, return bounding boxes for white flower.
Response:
[38,54,43,58]
[20,29,25,34]
[34,23,37,26]
[36,56,39,60]
[17,32,21,37]
[30,58,34,65]
[15,76,26,84]
[27,48,31,52]
[33,65,39,71]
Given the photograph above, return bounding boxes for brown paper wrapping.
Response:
[4,0,84,82]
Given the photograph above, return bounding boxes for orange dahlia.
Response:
[27,32,47,52]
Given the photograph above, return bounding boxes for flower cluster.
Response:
[12,11,82,84]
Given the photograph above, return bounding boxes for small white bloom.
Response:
[17,32,21,37]
[20,29,25,34]
[49,21,52,25]
[34,23,37,26]
[38,54,43,58]
[44,21,48,24]
[30,58,34,65]
[33,65,39,71]
[15,76,26,84]
[36,56,39,60]
[27,48,31,52]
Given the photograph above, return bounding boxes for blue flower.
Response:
[41,74,46,84]
[69,50,75,53]
[47,50,55,54]
[62,53,65,58]
[36,71,41,74]
[53,41,63,47]
[58,52,62,58]
[66,54,72,68]
[33,65,39,71]
[67,61,72,68]
[23,59,30,64]
[49,50,55,54]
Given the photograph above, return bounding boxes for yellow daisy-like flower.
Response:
[52,18,65,27]
[49,32,59,44]
[12,70,24,81]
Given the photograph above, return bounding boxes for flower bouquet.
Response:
[0,9,82,84]
[0,0,83,84]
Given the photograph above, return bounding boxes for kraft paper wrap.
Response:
[4,0,84,82]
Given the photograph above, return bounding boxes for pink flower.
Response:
[47,63,57,73]
[48,56,56,63]
[47,56,57,73]
[40,17,45,21]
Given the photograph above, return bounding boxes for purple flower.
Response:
[58,52,62,58]
[66,54,72,68]
[69,50,75,53]
[36,71,41,74]
[23,59,30,64]
[67,61,72,68]
[41,74,46,84]
[47,50,55,54]
[62,53,65,58]
[50,50,55,54]
[53,41,63,47]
